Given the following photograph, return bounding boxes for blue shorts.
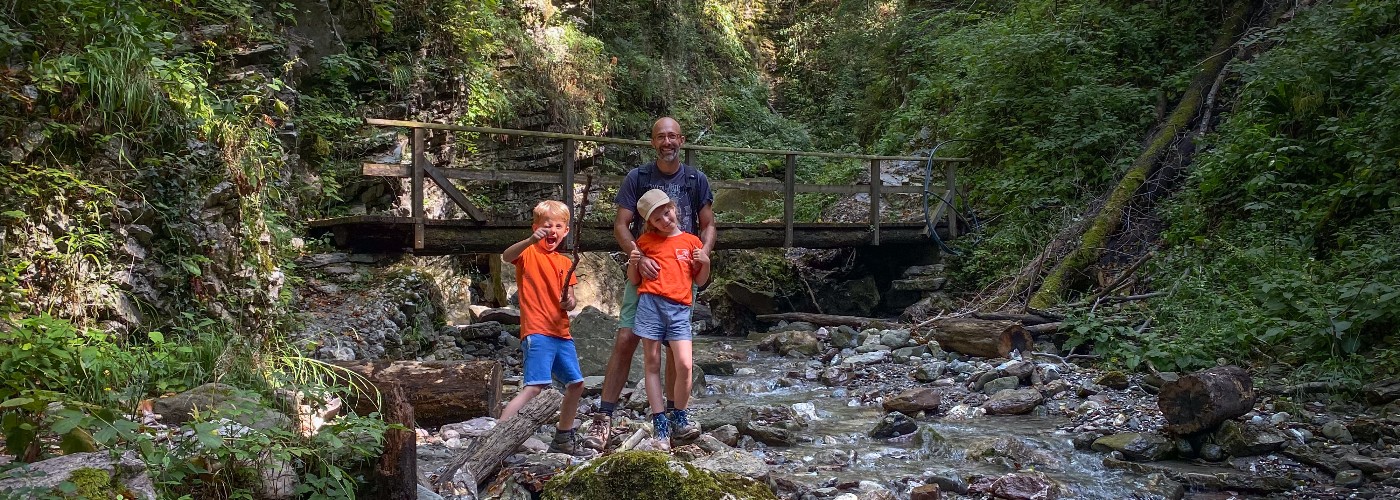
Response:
[633,293,694,343]
[619,281,696,329]
[521,334,584,387]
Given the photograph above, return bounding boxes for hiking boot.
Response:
[581,413,612,452]
[549,428,594,457]
[668,409,701,442]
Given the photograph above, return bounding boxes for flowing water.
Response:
[698,337,1158,498]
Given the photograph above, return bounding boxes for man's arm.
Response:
[698,203,717,253]
[615,207,660,279]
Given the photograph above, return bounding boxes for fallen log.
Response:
[927,318,1034,358]
[972,312,1057,325]
[435,389,562,493]
[1025,322,1062,335]
[1157,365,1255,435]
[371,385,416,500]
[755,312,891,329]
[330,360,502,427]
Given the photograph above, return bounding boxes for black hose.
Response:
[923,139,982,255]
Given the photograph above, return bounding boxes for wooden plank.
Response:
[685,148,695,166]
[945,161,959,237]
[562,139,576,249]
[783,154,795,247]
[869,159,881,246]
[364,118,971,163]
[423,164,487,222]
[412,128,425,250]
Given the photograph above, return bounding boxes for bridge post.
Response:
[562,139,577,249]
[684,148,694,167]
[783,154,795,247]
[869,159,881,245]
[412,127,426,250]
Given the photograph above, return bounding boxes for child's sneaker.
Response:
[581,413,612,452]
[651,412,672,445]
[668,409,701,442]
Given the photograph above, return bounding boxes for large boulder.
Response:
[0,451,155,499]
[759,330,821,357]
[982,388,1044,415]
[1091,433,1174,462]
[544,451,776,499]
[570,306,636,379]
[882,388,943,415]
[153,383,291,430]
[816,276,881,317]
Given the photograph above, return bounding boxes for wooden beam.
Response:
[412,128,425,250]
[783,154,795,248]
[364,163,945,195]
[684,148,695,166]
[869,159,881,246]
[423,164,487,222]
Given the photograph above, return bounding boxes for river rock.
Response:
[475,307,520,325]
[843,351,889,365]
[883,388,943,415]
[710,424,740,447]
[983,388,1043,415]
[1213,421,1286,457]
[855,343,892,354]
[1095,371,1130,390]
[879,329,912,348]
[0,450,155,499]
[891,345,928,364]
[761,330,823,357]
[1321,420,1354,443]
[1362,377,1400,406]
[544,451,775,499]
[820,365,853,386]
[982,376,1020,395]
[829,325,859,348]
[570,306,638,378]
[1199,443,1225,461]
[987,471,1062,500]
[1091,433,1173,462]
[818,276,880,317]
[692,449,770,480]
[1335,469,1365,488]
[1142,472,1185,500]
[913,361,947,382]
[725,282,778,315]
[692,404,804,446]
[869,412,918,438]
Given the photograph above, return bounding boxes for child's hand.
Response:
[561,295,576,311]
[692,247,709,266]
[628,249,642,265]
[530,227,551,242]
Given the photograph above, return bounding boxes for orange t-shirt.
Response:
[513,244,578,339]
[636,231,703,305]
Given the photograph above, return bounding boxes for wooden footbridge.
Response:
[309,119,971,255]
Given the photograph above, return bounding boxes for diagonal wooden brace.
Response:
[423,164,488,222]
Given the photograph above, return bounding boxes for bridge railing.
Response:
[361,118,971,250]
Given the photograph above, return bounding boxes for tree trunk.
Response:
[330,360,502,427]
[755,312,890,329]
[927,318,1034,358]
[1027,2,1250,309]
[1157,365,1255,435]
[372,384,417,500]
[435,389,563,494]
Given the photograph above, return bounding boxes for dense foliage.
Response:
[1147,0,1400,379]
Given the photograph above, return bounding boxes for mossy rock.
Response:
[543,451,776,500]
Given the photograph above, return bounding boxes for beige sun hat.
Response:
[636,189,674,222]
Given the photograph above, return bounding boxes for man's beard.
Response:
[661,149,679,163]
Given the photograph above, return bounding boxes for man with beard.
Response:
[582,116,717,451]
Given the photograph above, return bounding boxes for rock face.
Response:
[0,451,155,499]
[544,451,777,499]
[869,412,919,439]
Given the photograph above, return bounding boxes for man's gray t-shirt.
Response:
[615,162,713,237]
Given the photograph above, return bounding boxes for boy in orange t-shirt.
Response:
[499,200,588,455]
[627,189,711,448]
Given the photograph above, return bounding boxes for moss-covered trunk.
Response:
[1027,2,1251,309]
